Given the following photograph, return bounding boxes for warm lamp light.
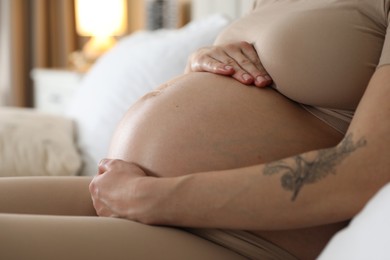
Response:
[75,0,127,61]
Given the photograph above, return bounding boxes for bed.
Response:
[1,0,389,259]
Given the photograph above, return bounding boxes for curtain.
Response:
[0,1,12,106]
[3,0,79,107]
[0,0,190,107]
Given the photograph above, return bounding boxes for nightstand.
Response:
[31,68,84,115]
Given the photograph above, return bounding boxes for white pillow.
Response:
[318,183,390,260]
[66,14,230,176]
[0,107,81,176]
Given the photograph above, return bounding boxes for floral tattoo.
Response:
[264,133,367,201]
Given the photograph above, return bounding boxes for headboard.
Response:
[191,0,254,21]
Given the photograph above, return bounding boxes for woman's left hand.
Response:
[185,41,272,88]
[89,159,151,221]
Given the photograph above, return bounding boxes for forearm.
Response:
[146,132,386,230]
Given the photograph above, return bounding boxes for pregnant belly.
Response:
[108,72,342,177]
[108,72,345,259]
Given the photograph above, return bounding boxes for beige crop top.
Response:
[216,0,390,133]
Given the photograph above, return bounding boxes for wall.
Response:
[191,0,254,21]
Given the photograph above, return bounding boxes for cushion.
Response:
[0,107,81,176]
[318,183,390,260]
[66,14,231,176]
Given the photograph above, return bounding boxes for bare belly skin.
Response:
[108,72,345,260]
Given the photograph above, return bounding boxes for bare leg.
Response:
[0,213,245,260]
[0,176,245,259]
[0,176,95,216]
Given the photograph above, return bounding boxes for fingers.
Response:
[90,161,120,217]
[219,42,272,87]
[195,57,236,75]
[232,41,272,87]
[97,158,126,173]
[89,180,118,218]
[96,159,148,179]
[92,195,119,218]
[186,42,272,87]
[98,159,109,174]
[91,159,147,219]
[187,47,235,75]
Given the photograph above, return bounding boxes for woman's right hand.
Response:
[185,41,272,88]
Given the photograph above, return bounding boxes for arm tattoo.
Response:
[264,133,367,201]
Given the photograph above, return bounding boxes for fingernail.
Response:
[242,74,252,82]
[256,76,266,84]
[99,159,108,166]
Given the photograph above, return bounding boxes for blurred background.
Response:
[0,0,253,177]
[0,0,192,109]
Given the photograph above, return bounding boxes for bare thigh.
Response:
[0,176,244,260]
[0,213,244,260]
[0,176,95,216]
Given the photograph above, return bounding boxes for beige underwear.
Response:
[301,105,354,134]
[188,229,299,260]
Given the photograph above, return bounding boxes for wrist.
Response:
[134,176,181,225]
[145,172,228,228]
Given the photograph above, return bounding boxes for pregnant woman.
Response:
[1,1,390,259]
